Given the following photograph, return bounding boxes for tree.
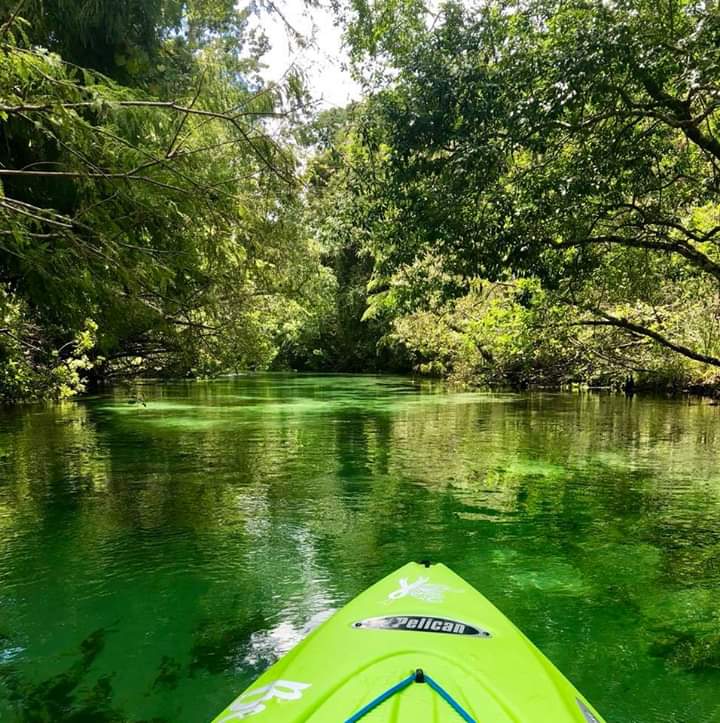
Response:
[0,1,323,400]
[278,107,410,373]
[337,0,720,386]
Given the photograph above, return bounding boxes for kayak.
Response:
[212,561,605,722]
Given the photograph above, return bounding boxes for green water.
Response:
[0,375,719,722]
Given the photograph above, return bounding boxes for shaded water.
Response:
[0,375,719,722]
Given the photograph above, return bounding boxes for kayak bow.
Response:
[212,561,605,722]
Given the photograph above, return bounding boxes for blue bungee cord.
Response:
[424,673,477,723]
[344,668,477,723]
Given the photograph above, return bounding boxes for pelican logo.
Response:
[353,615,490,637]
[387,576,458,603]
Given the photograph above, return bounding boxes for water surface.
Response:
[0,375,719,721]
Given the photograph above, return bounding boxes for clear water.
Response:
[0,375,719,722]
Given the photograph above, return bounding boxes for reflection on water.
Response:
[0,375,719,722]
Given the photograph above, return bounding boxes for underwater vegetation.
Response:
[0,628,123,722]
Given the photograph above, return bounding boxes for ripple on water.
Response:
[1,378,720,723]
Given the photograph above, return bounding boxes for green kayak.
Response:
[212,561,605,722]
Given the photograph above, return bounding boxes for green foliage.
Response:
[337,0,429,79]
[0,284,98,401]
[0,0,254,86]
[332,0,720,389]
[278,107,411,373]
[7,0,720,397]
[0,2,325,401]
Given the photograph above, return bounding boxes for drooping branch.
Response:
[166,71,206,159]
[0,197,74,228]
[0,168,188,193]
[580,307,720,367]
[0,99,288,119]
[0,99,297,184]
[0,0,27,39]
[0,326,42,352]
[555,234,720,283]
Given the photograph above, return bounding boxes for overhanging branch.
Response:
[555,234,720,282]
[581,307,720,367]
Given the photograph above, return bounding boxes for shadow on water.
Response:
[649,628,720,671]
[152,657,183,692]
[189,612,268,677]
[0,628,124,722]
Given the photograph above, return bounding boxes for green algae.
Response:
[0,376,718,722]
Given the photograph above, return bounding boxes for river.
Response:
[0,375,719,722]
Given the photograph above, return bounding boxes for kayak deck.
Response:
[213,562,604,722]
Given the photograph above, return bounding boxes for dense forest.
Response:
[2,0,720,401]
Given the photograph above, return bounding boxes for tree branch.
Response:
[581,307,720,367]
[0,168,188,193]
[636,69,720,162]
[555,234,720,282]
[0,0,27,39]
[0,99,288,119]
[166,71,205,159]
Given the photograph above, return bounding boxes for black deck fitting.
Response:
[419,559,432,568]
[414,668,425,684]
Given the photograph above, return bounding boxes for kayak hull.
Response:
[213,562,605,722]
